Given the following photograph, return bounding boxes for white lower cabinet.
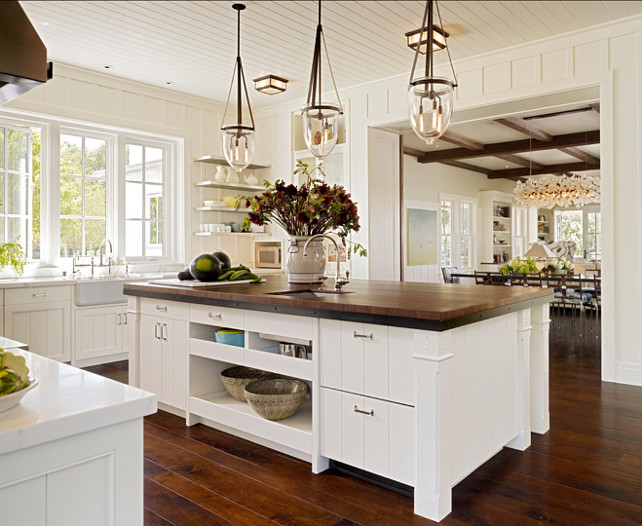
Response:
[74,305,128,365]
[321,387,415,486]
[4,286,71,362]
[139,300,188,411]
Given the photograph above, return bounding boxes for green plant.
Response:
[240,160,366,256]
[0,241,27,276]
[499,256,538,275]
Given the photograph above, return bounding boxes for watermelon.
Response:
[189,254,223,281]
[211,250,232,269]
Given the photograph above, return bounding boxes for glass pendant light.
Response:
[221,4,255,172]
[301,0,343,159]
[408,0,457,144]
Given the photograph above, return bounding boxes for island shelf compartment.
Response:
[188,354,313,455]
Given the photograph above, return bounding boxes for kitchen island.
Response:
[0,349,156,526]
[125,276,552,522]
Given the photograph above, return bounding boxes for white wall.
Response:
[402,155,515,282]
[254,14,642,386]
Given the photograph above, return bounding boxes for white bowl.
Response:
[204,200,221,207]
[0,378,39,413]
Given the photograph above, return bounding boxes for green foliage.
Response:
[500,256,538,275]
[542,257,574,275]
[558,211,583,253]
[0,241,26,275]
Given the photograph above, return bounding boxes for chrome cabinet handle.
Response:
[154,322,160,339]
[161,323,168,341]
[354,405,374,417]
[123,313,128,325]
[32,292,47,298]
[353,331,373,341]
[154,304,168,312]
[207,312,222,320]
[117,313,122,325]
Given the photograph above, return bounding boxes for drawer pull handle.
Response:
[154,322,160,339]
[32,292,47,298]
[353,331,373,340]
[155,305,168,312]
[207,312,223,320]
[123,313,128,325]
[117,313,122,325]
[161,323,168,341]
[354,405,374,417]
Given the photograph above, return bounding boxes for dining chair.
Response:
[441,267,460,284]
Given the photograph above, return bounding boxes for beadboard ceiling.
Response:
[19,1,642,107]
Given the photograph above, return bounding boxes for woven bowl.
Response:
[220,366,278,402]
[244,378,308,421]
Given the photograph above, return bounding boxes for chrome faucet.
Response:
[303,234,350,292]
[98,239,113,274]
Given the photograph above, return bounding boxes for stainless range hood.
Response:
[0,1,53,105]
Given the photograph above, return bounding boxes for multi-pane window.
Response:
[441,195,476,269]
[59,133,107,257]
[554,208,601,259]
[0,124,40,259]
[587,211,601,260]
[513,206,527,256]
[125,143,165,257]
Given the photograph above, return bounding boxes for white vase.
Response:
[286,236,326,284]
[214,165,228,183]
[226,169,240,183]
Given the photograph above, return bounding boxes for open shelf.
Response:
[194,206,251,213]
[194,232,268,237]
[190,392,312,454]
[194,155,271,170]
[194,180,265,192]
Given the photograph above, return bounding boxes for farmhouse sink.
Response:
[74,275,160,306]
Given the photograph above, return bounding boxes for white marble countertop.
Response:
[0,274,167,289]
[0,350,157,455]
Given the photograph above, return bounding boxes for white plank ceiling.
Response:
[19,1,642,107]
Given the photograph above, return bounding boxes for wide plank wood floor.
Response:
[86,314,642,525]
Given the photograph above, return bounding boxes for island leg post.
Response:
[530,303,550,434]
[507,308,532,451]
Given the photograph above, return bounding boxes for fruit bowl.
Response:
[0,378,39,413]
[220,366,278,402]
[244,378,308,421]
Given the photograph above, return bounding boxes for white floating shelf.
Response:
[194,206,251,213]
[194,155,271,170]
[194,180,265,192]
[189,393,312,455]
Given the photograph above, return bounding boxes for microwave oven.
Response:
[255,244,282,268]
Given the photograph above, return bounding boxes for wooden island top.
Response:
[124,276,552,331]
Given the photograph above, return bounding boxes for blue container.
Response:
[215,329,244,347]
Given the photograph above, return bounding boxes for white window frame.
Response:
[554,206,601,260]
[440,193,477,270]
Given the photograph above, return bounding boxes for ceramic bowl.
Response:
[215,329,244,347]
[220,366,278,402]
[0,378,38,413]
[223,196,237,208]
[244,378,308,421]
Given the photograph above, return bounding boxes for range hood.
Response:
[0,1,53,105]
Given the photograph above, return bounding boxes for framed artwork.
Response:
[405,202,438,266]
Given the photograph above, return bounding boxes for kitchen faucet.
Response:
[98,239,113,274]
[303,234,350,292]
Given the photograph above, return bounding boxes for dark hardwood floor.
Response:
[87,314,642,525]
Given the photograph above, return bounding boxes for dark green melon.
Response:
[189,254,223,281]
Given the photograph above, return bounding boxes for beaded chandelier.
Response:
[513,174,600,208]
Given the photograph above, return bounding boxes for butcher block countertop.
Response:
[124,276,552,331]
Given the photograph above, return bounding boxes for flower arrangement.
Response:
[499,256,538,275]
[542,257,574,275]
[240,160,366,256]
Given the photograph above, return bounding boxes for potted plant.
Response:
[0,241,26,276]
[499,256,538,276]
[240,160,365,283]
[542,257,574,276]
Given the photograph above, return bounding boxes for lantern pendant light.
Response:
[221,4,255,172]
[301,0,343,159]
[408,0,457,144]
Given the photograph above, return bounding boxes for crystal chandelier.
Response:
[408,0,457,144]
[221,4,255,172]
[513,174,600,208]
[301,0,343,159]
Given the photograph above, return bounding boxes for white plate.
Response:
[0,378,39,414]
[148,278,265,288]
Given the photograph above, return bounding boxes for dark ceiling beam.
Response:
[417,130,600,163]
[441,160,494,175]
[402,147,424,158]
[523,106,599,120]
[495,117,552,142]
[486,160,600,179]
[439,131,484,150]
[590,103,600,113]
[494,154,543,169]
[558,146,600,165]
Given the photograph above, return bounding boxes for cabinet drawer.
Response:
[320,387,415,486]
[245,311,314,341]
[141,299,188,320]
[5,285,71,305]
[190,304,244,329]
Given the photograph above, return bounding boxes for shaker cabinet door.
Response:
[340,391,365,470]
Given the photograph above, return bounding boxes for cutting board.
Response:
[147,278,264,287]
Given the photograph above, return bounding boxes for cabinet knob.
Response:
[207,312,223,320]
[352,331,373,341]
[353,405,374,417]
[155,305,168,312]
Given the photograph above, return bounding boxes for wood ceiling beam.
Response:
[417,130,600,163]
[486,160,600,179]
[590,103,600,113]
[558,147,600,165]
[439,131,484,150]
[402,147,425,158]
[495,117,552,142]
